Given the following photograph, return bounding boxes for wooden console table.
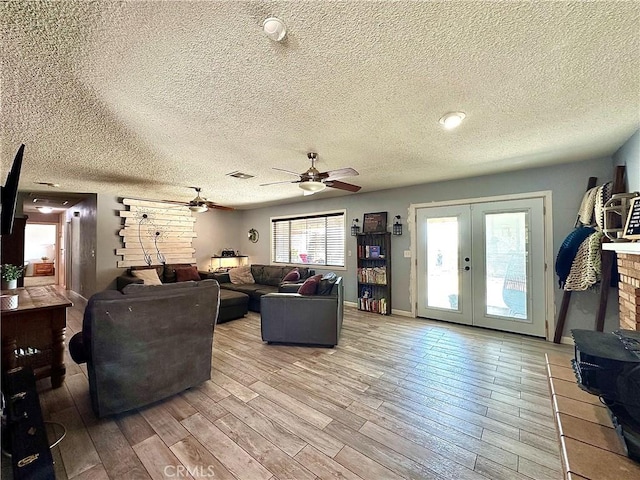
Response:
[1,286,72,388]
[546,353,640,479]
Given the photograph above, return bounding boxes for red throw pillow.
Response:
[175,266,201,282]
[297,274,322,295]
[282,268,300,282]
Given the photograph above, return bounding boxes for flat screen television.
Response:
[1,144,25,236]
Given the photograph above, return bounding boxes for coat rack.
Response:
[553,166,626,343]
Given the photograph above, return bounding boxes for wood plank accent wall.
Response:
[117,199,196,268]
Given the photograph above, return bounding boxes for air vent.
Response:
[33,181,60,187]
[226,171,254,179]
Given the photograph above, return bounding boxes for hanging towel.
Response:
[555,226,596,288]
[563,231,604,291]
[576,186,599,226]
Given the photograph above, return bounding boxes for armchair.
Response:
[260,277,343,347]
[69,280,220,417]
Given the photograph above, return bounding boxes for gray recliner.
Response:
[260,277,343,347]
[69,280,220,417]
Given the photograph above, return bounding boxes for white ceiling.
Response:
[2,1,639,210]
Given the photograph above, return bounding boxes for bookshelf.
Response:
[356,232,391,314]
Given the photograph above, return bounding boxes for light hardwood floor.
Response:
[32,292,573,480]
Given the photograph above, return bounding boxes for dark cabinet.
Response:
[356,232,391,314]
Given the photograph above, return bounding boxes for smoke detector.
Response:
[263,17,286,42]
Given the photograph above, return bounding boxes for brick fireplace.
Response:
[605,243,640,330]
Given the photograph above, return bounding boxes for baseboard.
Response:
[343,301,357,308]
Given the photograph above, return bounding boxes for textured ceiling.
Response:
[2,1,639,209]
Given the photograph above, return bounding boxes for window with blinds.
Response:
[271,211,345,267]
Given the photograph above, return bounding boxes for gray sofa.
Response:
[69,280,220,417]
[116,264,248,322]
[260,276,343,347]
[209,264,315,312]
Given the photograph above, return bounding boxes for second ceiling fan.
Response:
[160,187,234,212]
[260,152,361,194]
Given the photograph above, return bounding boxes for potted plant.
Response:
[1,264,24,290]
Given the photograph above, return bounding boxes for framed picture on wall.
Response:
[363,212,387,233]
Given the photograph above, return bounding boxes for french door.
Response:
[416,198,546,337]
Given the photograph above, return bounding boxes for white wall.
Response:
[613,130,640,192]
[192,209,244,273]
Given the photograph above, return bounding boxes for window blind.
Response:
[271,212,345,267]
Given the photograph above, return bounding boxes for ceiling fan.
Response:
[161,187,234,212]
[260,152,361,194]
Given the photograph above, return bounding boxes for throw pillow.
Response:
[297,274,323,296]
[131,269,162,285]
[175,266,201,282]
[229,265,255,285]
[318,272,338,295]
[282,268,300,282]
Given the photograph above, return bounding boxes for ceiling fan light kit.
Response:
[263,17,286,42]
[189,205,208,213]
[299,180,326,193]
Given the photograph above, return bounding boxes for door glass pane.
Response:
[426,217,459,310]
[485,211,528,319]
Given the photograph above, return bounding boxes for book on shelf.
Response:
[357,267,387,284]
[357,245,384,259]
[357,296,387,314]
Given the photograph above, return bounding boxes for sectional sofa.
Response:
[207,264,315,312]
[116,263,315,320]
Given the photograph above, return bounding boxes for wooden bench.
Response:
[545,353,640,479]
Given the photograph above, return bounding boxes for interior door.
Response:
[416,197,546,337]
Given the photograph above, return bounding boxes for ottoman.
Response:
[217,289,249,323]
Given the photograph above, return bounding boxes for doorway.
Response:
[414,195,550,337]
[23,223,58,287]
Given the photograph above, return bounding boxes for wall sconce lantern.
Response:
[393,215,403,236]
[351,218,360,236]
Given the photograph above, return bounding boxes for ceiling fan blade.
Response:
[272,167,303,177]
[159,199,189,206]
[325,180,361,192]
[320,167,359,181]
[259,179,300,186]
[204,201,234,211]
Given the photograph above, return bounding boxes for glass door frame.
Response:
[408,191,555,340]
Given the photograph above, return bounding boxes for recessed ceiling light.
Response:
[263,17,286,42]
[439,112,466,130]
